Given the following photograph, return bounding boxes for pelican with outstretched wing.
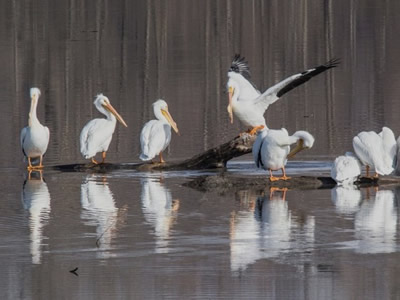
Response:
[253,128,315,181]
[20,88,50,170]
[140,99,179,163]
[352,127,396,177]
[227,55,339,134]
[80,94,128,164]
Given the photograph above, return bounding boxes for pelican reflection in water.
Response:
[331,185,362,215]
[355,189,397,254]
[229,188,315,273]
[22,171,51,264]
[81,175,126,258]
[332,187,398,253]
[140,175,179,253]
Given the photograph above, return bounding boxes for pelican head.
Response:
[28,87,42,126]
[287,131,315,159]
[153,99,179,134]
[94,94,128,127]
[30,87,41,100]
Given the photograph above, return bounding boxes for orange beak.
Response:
[161,108,179,135]
[228,86,234,124]
[103,103,128,127]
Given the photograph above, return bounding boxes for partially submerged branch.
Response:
[53,133,256,172]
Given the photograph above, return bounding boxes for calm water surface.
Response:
[2,0,400,299]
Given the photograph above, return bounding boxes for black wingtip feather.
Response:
[256,139,265,169]
[276,58,340,98]
[324,58,341,69]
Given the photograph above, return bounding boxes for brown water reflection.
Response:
[2,0,400,299]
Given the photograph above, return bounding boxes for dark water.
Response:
[2,1,400,299]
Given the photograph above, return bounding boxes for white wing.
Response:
[253,59,339,111]
[140,120,171,161]
[379,127,397,168]
[80,119,113,158]
[353,132,393,175]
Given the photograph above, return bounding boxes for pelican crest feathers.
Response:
[229,54,251,80]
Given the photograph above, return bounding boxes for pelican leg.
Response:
[36,155,44,169]
[269,169,280,182]
[27,157,33,171]
[280,167,291,181]
[366,165,370,177]
[28,170,32,180]
[248,125,265,135]
[91,158,99,165]
[101,151,106,163]
[159,152,165,163]
[269,187,289,199]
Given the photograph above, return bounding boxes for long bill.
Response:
[103,103,128,127]
[287,139,305,159]
[161,108,179,135]
[228,86,234,124]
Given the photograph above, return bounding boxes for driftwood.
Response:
[53,133,256,172]
[184,174,384,193]
[51,133,400,190]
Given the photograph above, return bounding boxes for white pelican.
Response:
[20,88,50,170]
[140,99,179,163]
[227,55,339,134]
[352,127,396,177]
[80,94,127,164]
[331,152,361,185]
[253,128,315,181]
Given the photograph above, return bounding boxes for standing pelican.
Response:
[20,88,50,170]
[80,94,128,164]
[331,152,361,185]
[352,127,396,177]
[253,128,315,181]
[140,99,179,163]
[227,55,339,134]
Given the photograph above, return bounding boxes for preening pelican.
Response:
[227,55,339,134]
[352,127,396,177]
[140,99,179,163]
[331,152,361,185]
[80,94,127,164]
[253,128,315,181]
[20,88,50,170]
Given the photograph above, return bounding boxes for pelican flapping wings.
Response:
[227,55,339,134]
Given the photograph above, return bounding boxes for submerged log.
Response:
[53,133,256,172]
[184,174,400,193]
